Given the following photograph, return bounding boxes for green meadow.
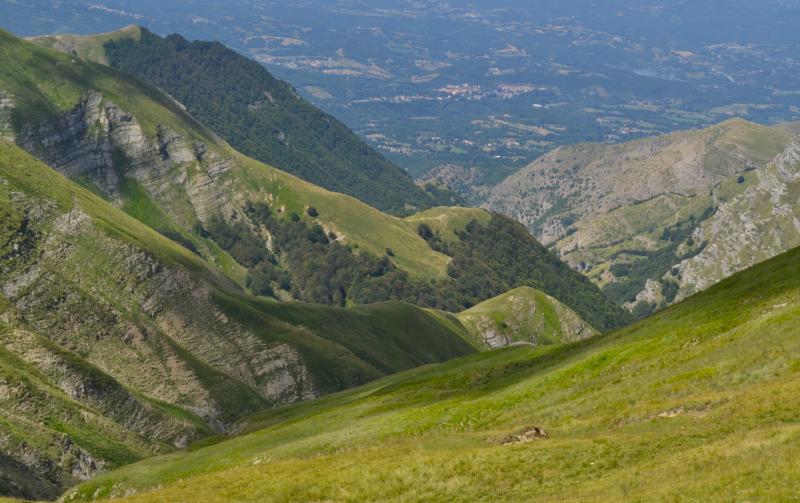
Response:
[64,244,800,502]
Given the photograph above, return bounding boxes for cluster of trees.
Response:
[103,30,435,214]
[604,211,713,317]
[204,204,627,330]
[440,216,628,330]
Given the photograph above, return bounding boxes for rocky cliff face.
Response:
[2,199,317,423]
[484,119,800,314]
[0,92,14,142]
[0,175,321,494]
[17,90,238,232]
[669,139,800,301]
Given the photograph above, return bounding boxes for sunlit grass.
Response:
[66,245,800,501]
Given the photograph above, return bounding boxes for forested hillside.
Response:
[8,29,628,330]
[93,28,436,214]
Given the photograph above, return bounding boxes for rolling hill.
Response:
[31,26,439,215]
[1,29,627,330]
[62,225,800,502]
[457,286,596,349]
[485,119,800,316]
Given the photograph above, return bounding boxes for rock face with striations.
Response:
[484,119,800,314]
[668,138,800,301]
[0,137,474,499]
[17,90,238,230]
[0,178,320,494]
[0,92,14,141]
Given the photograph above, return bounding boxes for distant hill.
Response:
[32,26,438,214]
[457,286,597,348]
[485,119,800,316]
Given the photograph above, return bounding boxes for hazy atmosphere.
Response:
[1,1,800,501]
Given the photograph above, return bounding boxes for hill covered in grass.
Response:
[0,140,476,499]
[64,242,800,502]
[0,30,631,498]
[485,119,800,316]
[457,286,596,348]
[1,29,627,330]
[33,26,438,214]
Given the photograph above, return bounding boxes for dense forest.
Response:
[204,204,628,331]
[103,29,437,214]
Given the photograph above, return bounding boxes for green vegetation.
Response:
[601,205,713,312]
[29,25,143,66]
[0,141,476,499]
[458,286,597,348]
[215,294,478,393]
[405,206,491,244]
[441,215,627,330]
[489,118,796,314]
[3,31,625,329]
[66,242,800,502]
[203,202,626,331]
[100,28,434,214]
[0,29,217,143]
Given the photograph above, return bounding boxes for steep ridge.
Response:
[457,286,596,349]
[0,140,476,499]
[1,30,627,330]
[64,239,800,502]
[32,26,437,214]
[485,119,800,315]
[670,137,800,300]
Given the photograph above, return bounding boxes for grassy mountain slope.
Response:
[34,26,436,214]
[485,119,800,315]
[28,25,143,66]
[65,241,800,502]
[404,206,491,244]
[457,286,596,349]
[1,29,627,330]
[0,140,476,499]
[0,28,450,277]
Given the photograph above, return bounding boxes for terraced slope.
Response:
[1,29,627,329]
[31,26,437,214]
[485,119,800,315]
[0,140,476,499]
[457,286,596,348]
[66,243,800,502]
